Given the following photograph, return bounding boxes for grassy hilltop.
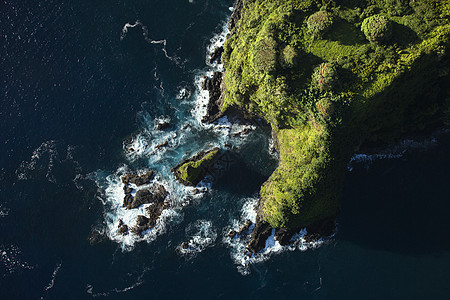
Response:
[222,0,450,228]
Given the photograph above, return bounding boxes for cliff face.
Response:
[222,0,450,229]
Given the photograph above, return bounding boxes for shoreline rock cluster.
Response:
[119,171,170,236]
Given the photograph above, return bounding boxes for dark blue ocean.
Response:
[1,0,450,299]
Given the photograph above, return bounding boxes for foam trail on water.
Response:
[87,268,149,297]
[347,135,439,171]
[120,20,182,64]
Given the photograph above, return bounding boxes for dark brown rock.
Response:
[275,227,301,246]
[209,46,224,64]
[181,242,189,249]
[304,216,336,242]
[201,72,225,123]
[156,121,170,130]
[228,0,243,33]
[145,202,166,227]
[155,141,169,150]
[227,230,237,239]
[247,221,272,253]
[88,229,105,245]
[118,224,129,235]
[122,171,154,186]
[127,184,168,209]
[237,219,253,235]
[123,187,133,194]
[136,215,150,226]
[123,194,133,208]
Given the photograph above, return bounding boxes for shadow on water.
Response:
[212,153,276,197]
[338,133,450,256]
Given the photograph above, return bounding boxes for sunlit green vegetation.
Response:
[222,0,450,228]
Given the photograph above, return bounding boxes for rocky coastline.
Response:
[199,0,337,254]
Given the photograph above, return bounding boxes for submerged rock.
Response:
[156,120,170,130]
[155,141,169,150]
[88,229,106,245]
[122,194,133,208]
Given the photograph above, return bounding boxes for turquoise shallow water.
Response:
[1,0,449,299]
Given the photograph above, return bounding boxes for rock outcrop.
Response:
[126,183,168,209]
[201,72,225,123]
[122,171,154,186]
[171,148,220,186]
[209,46,224,64]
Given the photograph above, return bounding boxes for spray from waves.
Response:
[205,21,228,71]
[15,140,81,183]
[177,220,217,257]
[0,204,10,217]
[224,198,333,276]
[96,22,261,251]
[120,21,182,65]
[347,135,440,171]
[0,244,34,277]
[91,165,188,252]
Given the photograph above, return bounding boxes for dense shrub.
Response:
[312,63,338,91]
[316,97,335,119]
[307,10,334,38]
[361,14,393,44]
[383,0,412,17]
[280,45,297,68]
[251,36,278,73]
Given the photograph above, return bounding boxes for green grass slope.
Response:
[222,0,450,228]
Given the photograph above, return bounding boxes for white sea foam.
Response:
[347,136,439,171]
[16,140,59,182]
[0,204,10,217]
[225,198,331,275]
[99,19,262,251]
[94,164,199,251]
[120,21,182,64]
[205,22,229,71]
[191,71,214,124]
[0,244,34,276]
[178,220,217,256]
[15,140,80,183]
[87,268,148,297]
[42,262,62,299]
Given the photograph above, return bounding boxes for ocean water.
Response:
[1,0,450,299]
